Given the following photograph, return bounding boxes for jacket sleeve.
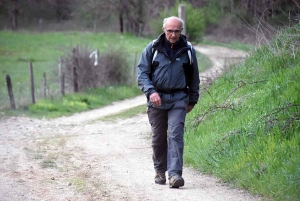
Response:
[188,47,200,106]
[136,43,156,98]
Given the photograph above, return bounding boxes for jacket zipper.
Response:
[166,46,189,87]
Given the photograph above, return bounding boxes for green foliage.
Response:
[185,3,206,41]
[185,24,300,201]
[151,0,205,41]
[203,0,223,26]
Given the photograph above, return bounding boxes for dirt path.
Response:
[0,46,260,201]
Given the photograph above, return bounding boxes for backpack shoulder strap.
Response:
[151,39,158,64]
[187,41,193,65]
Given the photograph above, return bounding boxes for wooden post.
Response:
[73,67,78,93]
[6,75,16,109]
[29,62,35,104]
[97,49,100,66]
[134,52,137,79]
[230,0,234,12]
[42,72,47,99]
[73,46,79,93]
[61,72,65,96]
[58,57,64,95]
[178,4,186,36]
[38,18,43,33]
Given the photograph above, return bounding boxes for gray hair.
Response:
[163,16,184,29]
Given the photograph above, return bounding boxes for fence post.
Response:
[73,46,79,93]
[6,75,16,109]
[62,72,65,96]
[178,4,186,36]
[43,72,47,99]
[133,52,137,79]
[29,62,36,104]
[58,57,65,95]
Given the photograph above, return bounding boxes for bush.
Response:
[204,0,223,26]
[63,45,130,92]
[99,47,130,85]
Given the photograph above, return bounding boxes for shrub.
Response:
[99,47,130,85]
[63,45,130,93]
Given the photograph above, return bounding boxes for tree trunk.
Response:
[119,13,124,33]
[221,0,225,14]
[230,0,234,12]
[10,1,19,30]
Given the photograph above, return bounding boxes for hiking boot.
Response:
[169,175,184,188]
[154,172,166,185]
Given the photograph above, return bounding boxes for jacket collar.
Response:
[152,33,188,52]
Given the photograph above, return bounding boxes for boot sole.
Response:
[155,179,166,185]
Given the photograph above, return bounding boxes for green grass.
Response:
[185,24,300,201]
[24,85,141,118]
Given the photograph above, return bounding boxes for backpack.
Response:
[150,40,194,87]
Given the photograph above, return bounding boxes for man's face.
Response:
[163,18,182,44]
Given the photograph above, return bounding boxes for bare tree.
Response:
[238,0,298,20]
[112,0,146,35]
[0,0,23,30]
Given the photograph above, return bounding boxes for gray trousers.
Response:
[147,100,187,177]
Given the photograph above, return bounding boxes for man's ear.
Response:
[162,27,164,31]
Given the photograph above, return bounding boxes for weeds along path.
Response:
[0,46,259,201]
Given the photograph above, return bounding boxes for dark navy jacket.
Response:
[137,33,200,109]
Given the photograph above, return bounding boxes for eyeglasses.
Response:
[166,29,181,35]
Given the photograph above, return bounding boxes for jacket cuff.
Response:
[146,89,156,98]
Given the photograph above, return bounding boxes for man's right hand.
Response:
[149,92,161,106]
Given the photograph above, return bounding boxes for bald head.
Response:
[163,16,184,29]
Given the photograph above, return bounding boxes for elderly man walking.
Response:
[137,16,200,188]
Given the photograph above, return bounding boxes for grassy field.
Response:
[185,24,300,201]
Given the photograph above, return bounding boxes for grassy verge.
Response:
[20,85,141,118]
[185,24,300,201]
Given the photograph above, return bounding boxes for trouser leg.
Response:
[167,100,187,177]
[147,107,168,173]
